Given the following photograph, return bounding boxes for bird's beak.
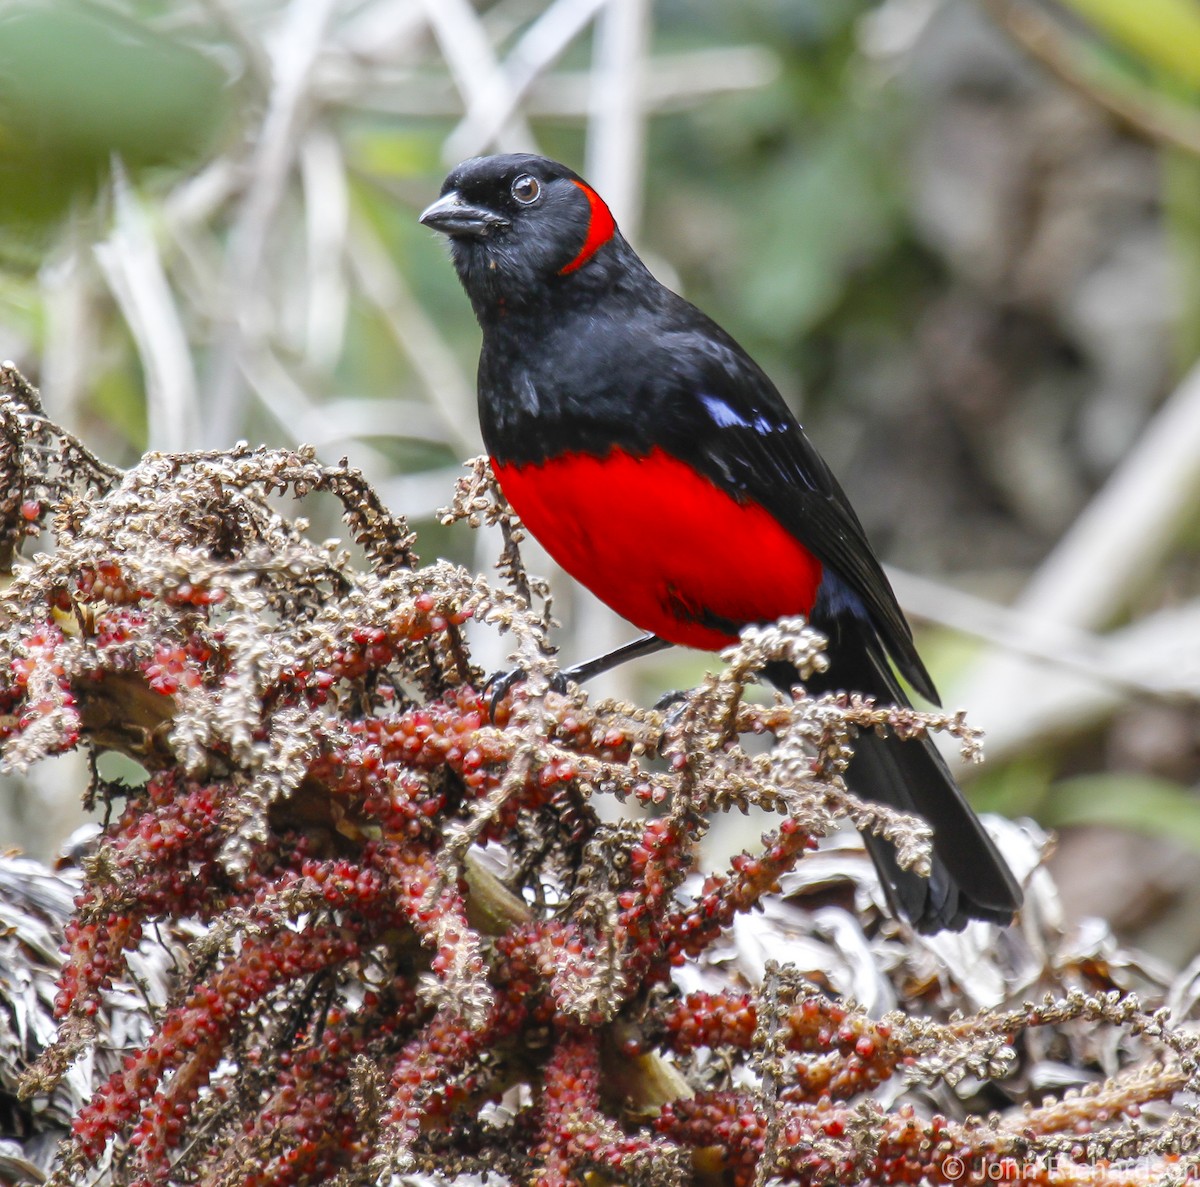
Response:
[419,191,509,238]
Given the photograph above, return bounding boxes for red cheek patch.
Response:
[559,180,617,275]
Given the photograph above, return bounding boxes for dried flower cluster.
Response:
[2,363,1199,1187]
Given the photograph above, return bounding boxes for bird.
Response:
[419,152,1021,934]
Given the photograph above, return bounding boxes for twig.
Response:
[956,599,1200,764]
[889,568,1200,703]
[446,0,608,160]
[419,0,537,161]
[287,397,462,449]
[1014,357,1200,619]
[197,0,274,93]
[585,0,652,237]
[984,0,1200,158]
[299,128,350,372]
[94,163,201,452]
[205,0,342,447]
[340,0,427,60]
[237,344,399,485]
[346,212,480,455]
[343,47,780,120]
[0,366,122,486]
[39,226,96,431]
[952,356,1200,752]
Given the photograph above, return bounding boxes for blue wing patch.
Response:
[698,392,780,434]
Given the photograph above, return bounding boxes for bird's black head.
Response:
[420,153,629,319]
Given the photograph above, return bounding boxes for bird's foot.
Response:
[652,688,689,712]
[652,688,693,731]
[483,667,569,720]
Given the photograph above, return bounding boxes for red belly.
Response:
[491,447,823,650]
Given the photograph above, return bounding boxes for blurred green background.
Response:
[0,0,1198,957]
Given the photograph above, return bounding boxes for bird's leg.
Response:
[485,634,672,719]
[561,633,672,684]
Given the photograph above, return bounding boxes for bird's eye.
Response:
[511,175,541,205]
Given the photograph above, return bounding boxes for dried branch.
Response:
[0,368,1197,1187]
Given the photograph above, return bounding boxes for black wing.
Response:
[643,299,938,703]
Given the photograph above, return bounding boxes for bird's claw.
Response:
[483,668,523,719]
[652,688,689,712]
[653,688,692,730]
[483,667,569,719]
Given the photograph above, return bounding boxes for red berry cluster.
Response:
[56,774,230,1020]
[1,427,1186,1187]
[10,622,66,688]
[75,559,151,605]
[7,620,80,751]
[308,688,488,817]
[657,990,901,1098]
[658,1094,970,1187]
[144,641,205,695]
[533,1030,665,1187]
[324,598,470,683]
[662,818,818,968]
[0,573,1019,1187]
[73,925,361,1170]
[222,1030,374,1187]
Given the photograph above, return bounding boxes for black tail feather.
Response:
[762,623,1022,934]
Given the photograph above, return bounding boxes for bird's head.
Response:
[420,153,625,316]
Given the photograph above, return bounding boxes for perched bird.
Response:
[420,153,1021,933]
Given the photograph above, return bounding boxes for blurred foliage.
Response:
[1046,772,1200,848]
[968,755,1056,820]
[1061,0,1200,90]
[995,0,1200,367]
[647,0,919,398]
[1165,150,1200,368]
[0,0,230,247]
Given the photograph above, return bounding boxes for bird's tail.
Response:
[762,622,1022,934]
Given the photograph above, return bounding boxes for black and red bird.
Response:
[420,153,1021,933]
